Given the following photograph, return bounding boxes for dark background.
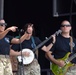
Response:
[3,0,76,75]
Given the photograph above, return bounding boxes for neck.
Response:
[26,35,32,40]
[26,37,31,40]
[61,32,70,38]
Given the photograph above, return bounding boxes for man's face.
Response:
[27,24,33,34]
[0,25,6,32]
[0,20,6,32]
[60,21,71,33]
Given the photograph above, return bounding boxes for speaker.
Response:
[53,0,76,17]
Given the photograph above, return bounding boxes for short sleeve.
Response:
[11,44,20,51]
[6,35,14,43]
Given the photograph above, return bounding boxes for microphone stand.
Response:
[17,31,25,75]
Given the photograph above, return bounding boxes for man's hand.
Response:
[51,34,56,44]
[22,51,30,57]
[57,60,65,67]
[7,26,18,32]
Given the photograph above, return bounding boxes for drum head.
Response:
[17,48,34,65]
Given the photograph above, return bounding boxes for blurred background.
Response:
[1,0,76,75]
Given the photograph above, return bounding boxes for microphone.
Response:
[16,28,19,32]
[20,30,31,34]
[16,29,31,34]
[16,28,24,32]
[20,29,24,32]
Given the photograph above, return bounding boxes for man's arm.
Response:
[45,51,65,67]
[41,43,54,52]
[0,26,18,39]
[10,49,21,56]
[10,49,30,57]
[41,34,56,52]
[11,32,29,44]
[46,51,60,65]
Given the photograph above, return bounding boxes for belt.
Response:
[0,55,9,58]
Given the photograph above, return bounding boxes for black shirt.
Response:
[0,35,13,55]
[11,36,41,58]
[51,34,76,63]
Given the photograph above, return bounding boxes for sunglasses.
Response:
[0,24,6,27]
[0,23,7,26]
[61,25,71,27]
